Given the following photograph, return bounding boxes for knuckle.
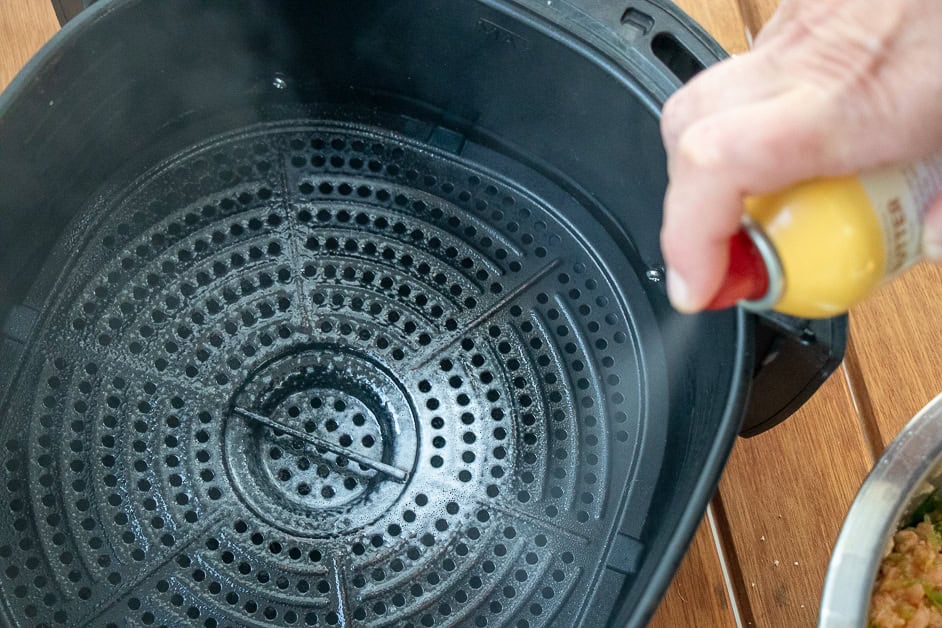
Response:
[750,123,794,156]
[790,125,829,162]
[676,124,724,171]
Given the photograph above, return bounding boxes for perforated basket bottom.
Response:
[0,119,649,627]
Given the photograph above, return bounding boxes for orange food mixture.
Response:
[871,521,942,628]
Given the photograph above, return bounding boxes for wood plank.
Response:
[846,262,942,448]
[0,0,59,91]
[673,0,750,55]
[648,513,739,628]
[734,0,780,43]
[716,371,873,626]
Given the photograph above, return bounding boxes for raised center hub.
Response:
[223,345,418,537]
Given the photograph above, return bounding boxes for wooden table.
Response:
[2,1,939,626]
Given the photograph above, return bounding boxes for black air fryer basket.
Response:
[0,1,845,626]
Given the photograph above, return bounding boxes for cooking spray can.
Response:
[707,153,942,318]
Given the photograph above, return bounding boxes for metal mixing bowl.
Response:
[820,392,942,627]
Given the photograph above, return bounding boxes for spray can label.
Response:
[860,153,942,276]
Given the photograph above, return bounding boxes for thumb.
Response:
[922,192,942,261]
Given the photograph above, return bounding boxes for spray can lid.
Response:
[705,219,784,312]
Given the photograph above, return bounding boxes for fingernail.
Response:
[667,268,696,313]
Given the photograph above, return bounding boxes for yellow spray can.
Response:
[707,153,942,318]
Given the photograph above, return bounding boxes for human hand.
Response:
[659,0,942,313]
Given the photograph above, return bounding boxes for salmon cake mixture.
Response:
[871,518,942,628]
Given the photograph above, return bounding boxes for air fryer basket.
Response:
[0,1,845,626]
[3,109,675,627]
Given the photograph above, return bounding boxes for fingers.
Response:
[661,50,788,156]
[659,0,942,312]
[922,192,942,261]
[661,87,845,312]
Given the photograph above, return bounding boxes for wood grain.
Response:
[0,0,59,91]
[674,0,750,55]
[648,513,739,628]
[734,0,780,44]
[846,262,942,449]
[717,371,873,626]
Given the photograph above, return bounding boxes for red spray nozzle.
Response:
[706,229,770,311]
